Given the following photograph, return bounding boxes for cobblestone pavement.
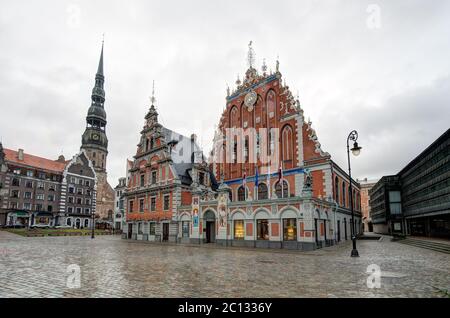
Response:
[0,230,449,298]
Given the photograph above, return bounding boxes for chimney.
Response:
[18,149,24,161]
[57,155,65,163]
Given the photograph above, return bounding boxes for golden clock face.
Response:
[244,90,257,110]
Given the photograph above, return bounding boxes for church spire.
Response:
[97,36,104,76]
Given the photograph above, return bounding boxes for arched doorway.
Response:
[75,218,81,229]
[203,210,216,243]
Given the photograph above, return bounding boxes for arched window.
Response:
[281,125,293,161]
[258,183,268,200]
[66,218,72,226]
[266,90,276,116]
[335,177,339,203]
[230,106,239,128]
[237,186,246,201]
[342,182,346,207]
[84,219,89,228]
[275,180,288,198]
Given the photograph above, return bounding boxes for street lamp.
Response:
[91,210,95,239]
[347,130,362,257]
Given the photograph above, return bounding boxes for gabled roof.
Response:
[3,148,68,173]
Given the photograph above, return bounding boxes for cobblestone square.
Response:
[0,231,449,298]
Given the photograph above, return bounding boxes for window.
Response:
[151,170,157,184]
[85,180,90,187]
[164,195,170,210]
[129,200,134,212]
[26,170,33,177]
[35,204,43,211]
[78,179,83,185]
[86,190,91,196]
[37,182,44,189]
[10,202,17,209]
[234,220,245,240]
[244,137,249,162]
[23,203,31,210]
[275,180,288,198]
[85,208,90,214]
[36,193,44,200]
[25,181,33,188]
[48,194,55,202]
[342,182,346,207]
[84,219,89,227]
[281,125,293,161]
[283,218,297,241]
[389,191,402,215]
[68,197,74,204]
[48,205,54,212]
[238,186,246,201]
[76,207,82,214]
[48,185,55,191]
[67,218,72,226]
[257,183,268,200]
[150,197,156,211]
[334,177,339,203]
[140,174,145,187]
[77,188,83,195]
[77,198,82,204]
[182,221,190,238]
[68,186,75,194]
[149,222,156,235]
[10,190,19,198]
[139,198,145,212]
[68,207,73,213]
[85,199,91,205]
[12,178,20,186]
[199,172,205,186]
[38,172,46,179]
[257,219,269,240]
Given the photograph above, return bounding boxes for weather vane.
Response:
[150,80,156,106]
[247,41,255,69]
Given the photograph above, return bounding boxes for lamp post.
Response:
[91,210,95,239]
[347,130,362,257]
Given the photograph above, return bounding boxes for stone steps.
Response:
[398,238,450,254]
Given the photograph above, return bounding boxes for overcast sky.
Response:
[1,0,449,186]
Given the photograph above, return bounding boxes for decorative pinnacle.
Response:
[150,80,156,106]
[262,58,267,74]
[236,74,241,86]
[276,55,280,73]
[247,41,255,69]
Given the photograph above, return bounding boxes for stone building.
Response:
[124,44,362,250]
[370,128,450,238]
[123,89,216,241]
[0,146,96,228]
[80,42,115,224]
[113,177,126,231]
[358,178,379,232]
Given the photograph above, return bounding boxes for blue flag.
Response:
[255,166,259,187]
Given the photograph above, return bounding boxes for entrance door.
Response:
[314,219,319,244]
[206,221,216,243]
[344,219,348,240]
[128,223,132,239]
[162,223,169,242]
[337,220,341,242]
